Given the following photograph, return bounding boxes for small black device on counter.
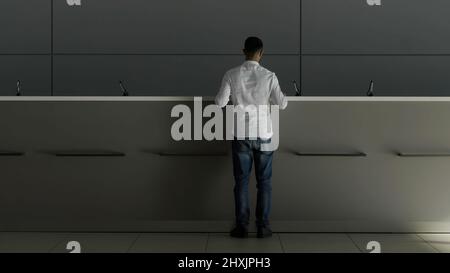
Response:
[119,80,129,96]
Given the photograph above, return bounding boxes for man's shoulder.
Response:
[224,65,242,76]
[257,65,275,76]
[225,64,275,76]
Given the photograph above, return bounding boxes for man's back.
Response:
[216,60,287,108]
[215,60,288,139]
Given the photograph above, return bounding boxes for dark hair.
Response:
[244,36,264,54]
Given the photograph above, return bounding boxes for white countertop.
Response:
[1,96,450,102]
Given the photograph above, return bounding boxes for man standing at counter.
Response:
[215,37,288,238]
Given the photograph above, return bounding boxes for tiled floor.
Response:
[0,232,446,253]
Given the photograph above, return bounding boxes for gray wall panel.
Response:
[53,55,300,96]
[0,0,51,53]
[0,56,51,96]
[302,56,450,96]
[302,0,450,53]
[54,0,300,54]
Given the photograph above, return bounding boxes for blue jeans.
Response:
[232,138,273,228]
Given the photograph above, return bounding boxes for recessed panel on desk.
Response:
[53,0,300,54]
[0,0,51,53]
[53,55,300,96]
[302,0,450,53]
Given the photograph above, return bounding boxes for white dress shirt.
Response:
[215,60,288,139]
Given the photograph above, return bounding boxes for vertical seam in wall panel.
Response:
[51,0,54,96]
[299,0,302,93]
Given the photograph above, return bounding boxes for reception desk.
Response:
[1,96,450,232]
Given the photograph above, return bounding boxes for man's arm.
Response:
[215,72,231,108]
[269,73,288,110]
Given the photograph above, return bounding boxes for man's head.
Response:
[243,36,264,62]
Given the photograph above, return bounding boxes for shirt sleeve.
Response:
[215,72,231,108]
[269,73,288,110]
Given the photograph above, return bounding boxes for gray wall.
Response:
[1,0,450,96]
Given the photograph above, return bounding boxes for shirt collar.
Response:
[243,60,260,66]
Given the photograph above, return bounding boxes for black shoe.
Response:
[257,226,273,238]
[230,225,248,238]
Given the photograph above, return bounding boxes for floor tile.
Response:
[0,232,67,253]
[128,233,208,253]
[206,233,283,253]
[0,232,442,253]
[349,234,437,253]
[279,233,360,253]
[51,233,139,253]
[417,234,450,253]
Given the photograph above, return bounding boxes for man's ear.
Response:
[259,49,264,57]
